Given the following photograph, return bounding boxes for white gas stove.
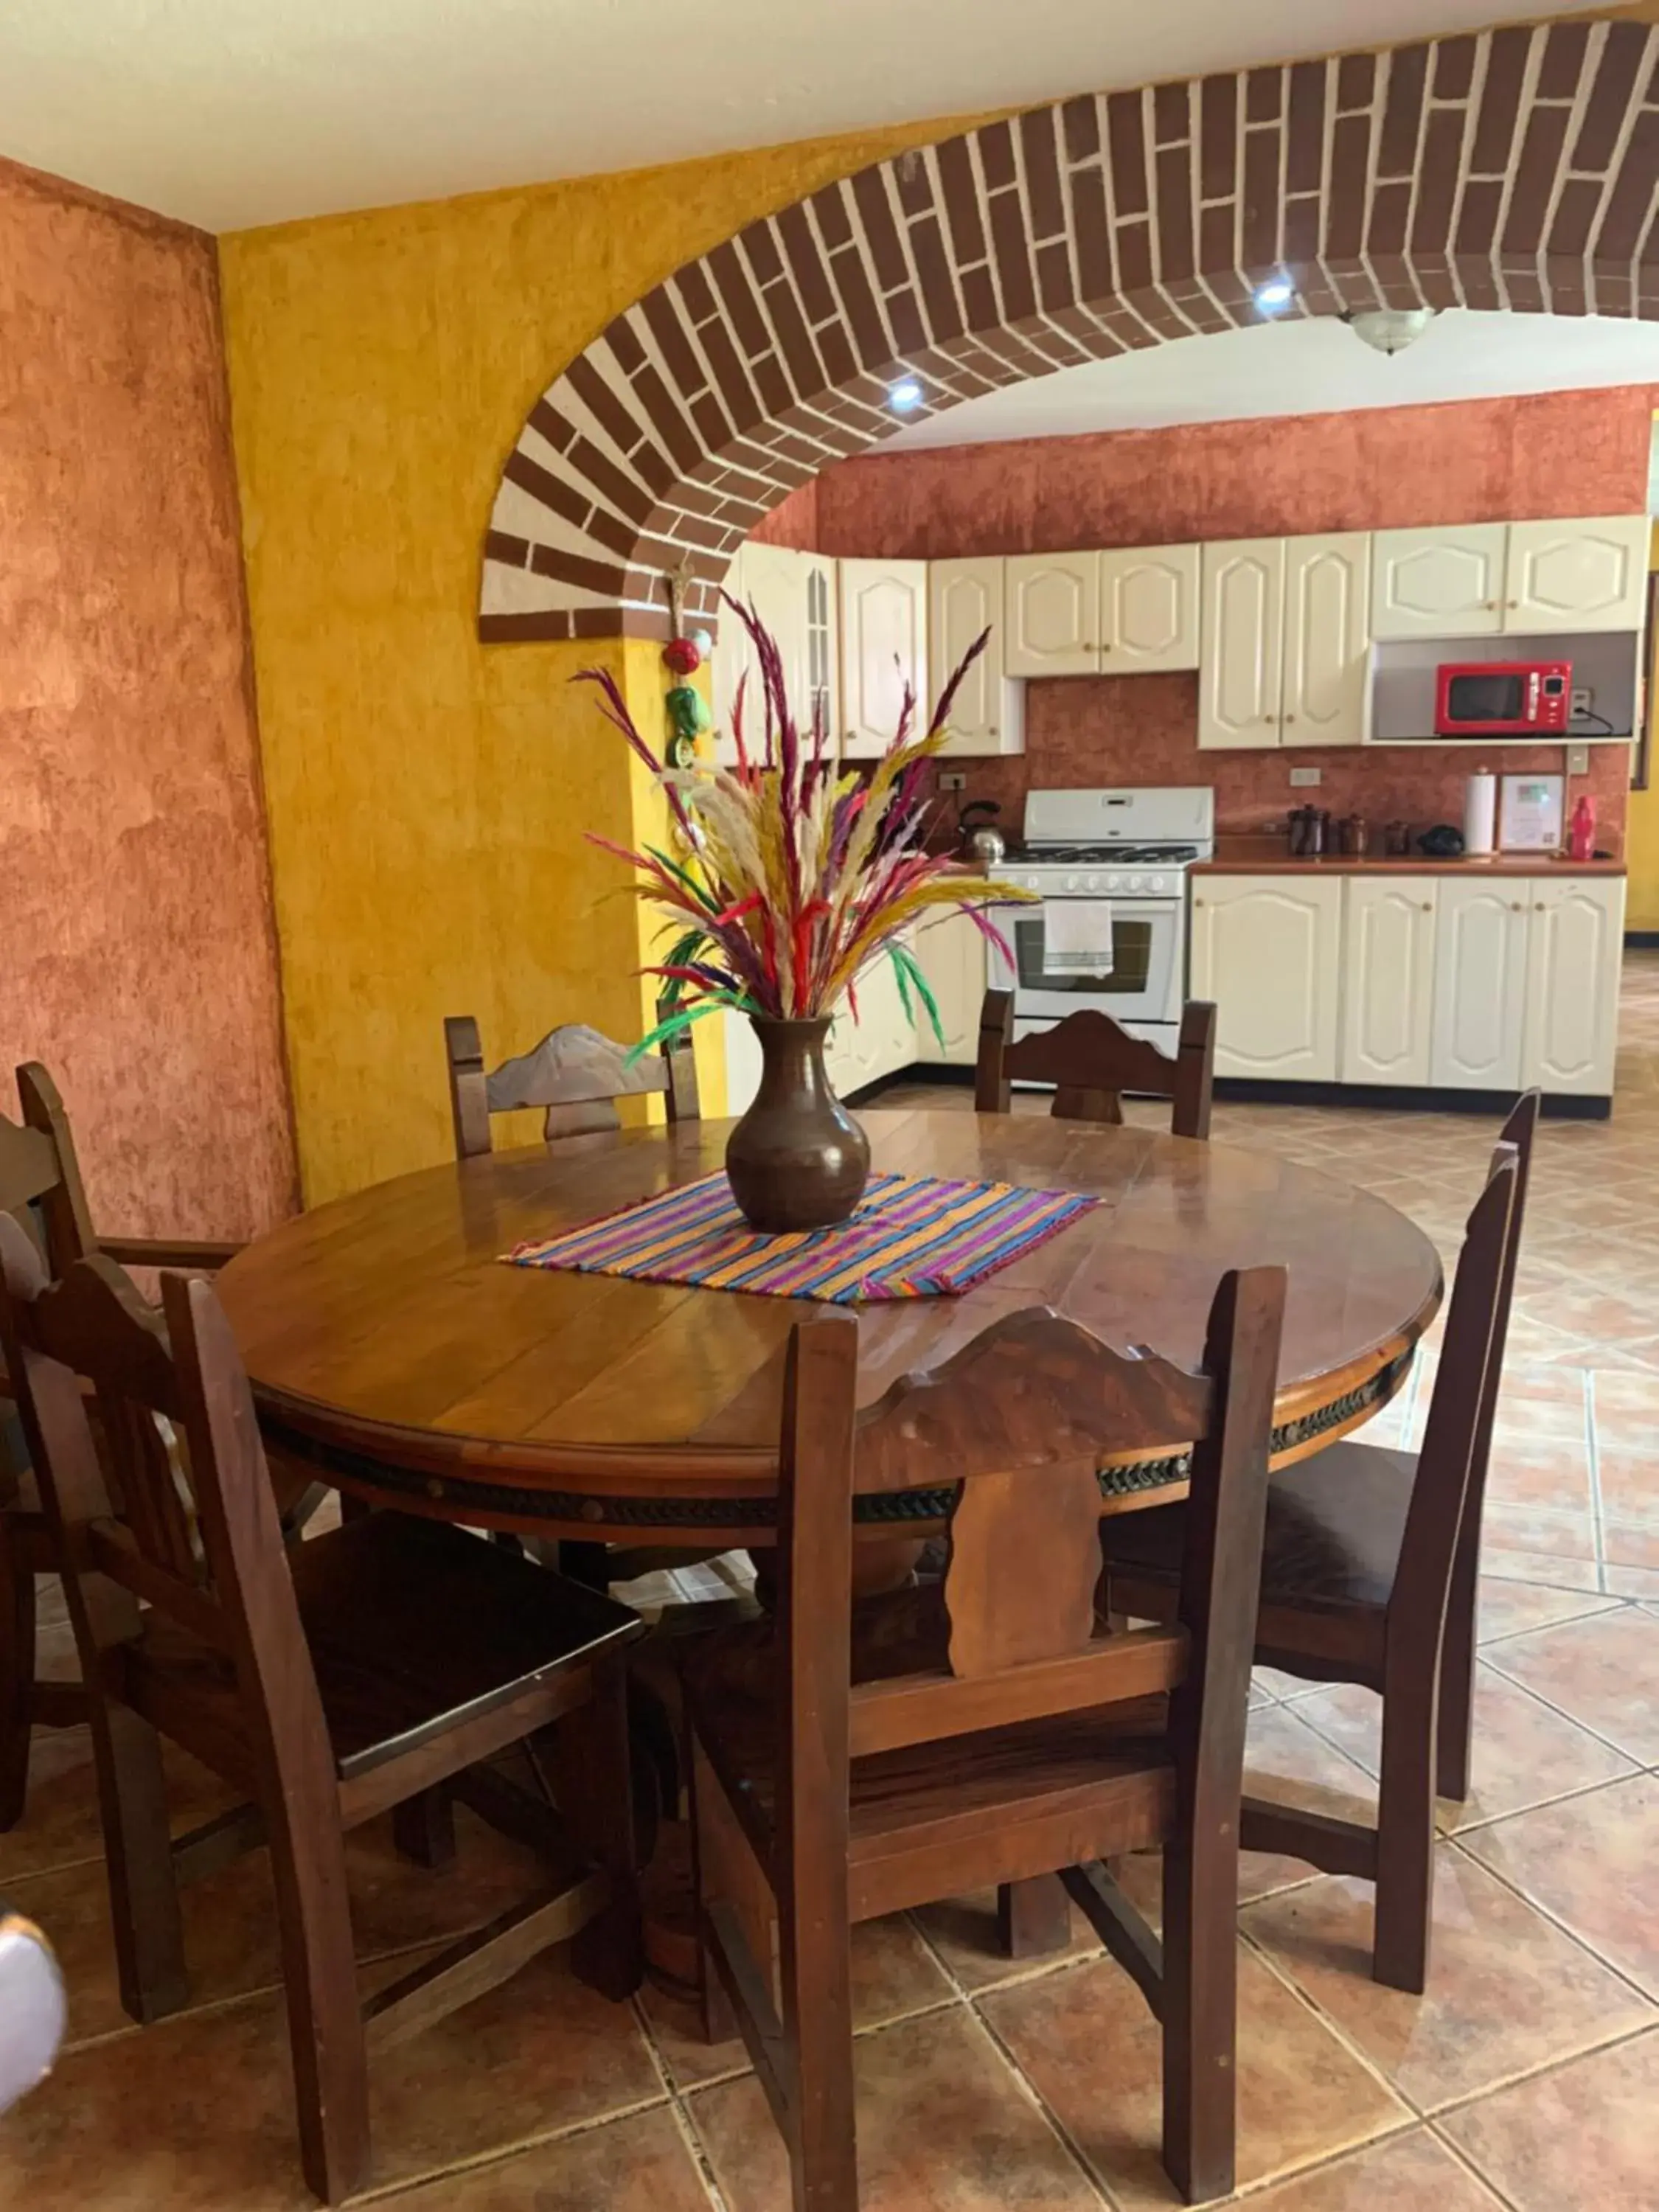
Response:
[990,787,1215,1044]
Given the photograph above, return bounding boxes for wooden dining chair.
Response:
[975,988,1217,1137]
[445,1004,699,1159]
[685,1268,1287,2211]
[1101,1111,1532,1995]
[0,1061,249,1829]
[0,1217,645,2205]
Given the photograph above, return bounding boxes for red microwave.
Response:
[1435,659,1571,737]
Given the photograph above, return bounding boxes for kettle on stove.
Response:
[956,799,1006,866]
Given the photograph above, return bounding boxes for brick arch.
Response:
[479,17,1659,644]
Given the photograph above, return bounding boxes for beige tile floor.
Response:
[5,959,1659,2208]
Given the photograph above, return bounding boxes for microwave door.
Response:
[1447,671,1525,725]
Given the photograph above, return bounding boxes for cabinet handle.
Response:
[1510,901,1524,911]
[1194,897,1206,908]
[1535,900,1545,911]
[1508,599,1519,609]
[1284,714,1297,724]
[1421,902,1433,912]
[1484,599,1498,610]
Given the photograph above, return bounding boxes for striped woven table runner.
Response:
[504,1170,1099,1304]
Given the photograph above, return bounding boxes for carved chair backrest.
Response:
[0,1217,314,1741]
[0,1065,97,1273]
[771,1266,1287,1905]
[444,1003,700,1158]
[974,990,1216,1138]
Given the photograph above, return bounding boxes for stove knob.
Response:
[1124,874,1143,895]
[1150,873,1168,893]
[1084,872,1100,891]
[1065,875,1079,891]
[1105,874,1122,892]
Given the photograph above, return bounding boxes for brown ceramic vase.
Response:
[725,1015,871,1233]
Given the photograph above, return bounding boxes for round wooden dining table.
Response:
[218,1107,1444,1543]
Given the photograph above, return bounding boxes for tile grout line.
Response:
[1422,2012,1659,2130]
[1421,2118,1524,2211]
[1234,1924,1428,2127]
[1442,1828,1659,2013]
[630,1992,735,2212]
[1479,1637,1655,1768]
[355,2087,678,2207]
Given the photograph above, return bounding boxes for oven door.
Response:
[991,897,1182,1029]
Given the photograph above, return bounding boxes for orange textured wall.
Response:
[0,158,295,1238]
[803,385,1656,849]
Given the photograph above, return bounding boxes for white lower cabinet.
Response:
[1521,877,1626,1093]
[1189,875,1343,1080]
[824,954,915,1096]
[1340,877,1437,1085]
[911,909,989,1065]
[1429,881,1531,1091]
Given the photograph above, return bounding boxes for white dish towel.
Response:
[1042,900,1115,976]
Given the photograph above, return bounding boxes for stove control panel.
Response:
[1006,871,1178,899]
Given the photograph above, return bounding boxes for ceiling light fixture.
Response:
[1343,306,1437,356]
[886,378,925,413]
[1253,276,1295,315]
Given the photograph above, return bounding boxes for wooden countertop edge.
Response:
[1193,854,1627,877]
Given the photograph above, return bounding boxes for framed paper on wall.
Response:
[1498,771,1565,852]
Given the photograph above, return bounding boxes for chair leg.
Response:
[1373,1672,1438,1995]
[391,1787,456,1870]
[1160,1825,1237,2205]
[0,1520,35,1829]
[561,1661,644,2003]
[781,1878,857,2212]
[263,1785,372,2205]
[90,1702,190,2023]
[997,1877,1071,1959]
[1436,1520,1480,1804]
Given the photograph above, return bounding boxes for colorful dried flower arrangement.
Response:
[578,598,1034,1055]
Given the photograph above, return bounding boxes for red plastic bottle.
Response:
[1568,794,1596,862]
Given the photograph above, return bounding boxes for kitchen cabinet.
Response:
[1281,533,1371,747]
[839,557,928,758]
[1097,545,1200,672]
[1429,880,1531,1091]
[710,543,840,765]
[1197,540,1286,750]
[1004,552,1098,675]
[1340,877,1437,1085]
[824,952,915,1095]
[1371,524,1509,640]
[1504,516,1649,635]
[721,1007,764,1119]
[927,560,1025,755]
[911,908,989,1065]
[1189,874,1343,1080]
[1521,876,1625,1093]
[1005,546,1199,677]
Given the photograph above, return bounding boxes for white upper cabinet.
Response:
[838,557,929,758]
[1198,539,1286,750]
[800,552,841,747]
[1098,545,1200,672]
[1340,877,1436,1085]
[1004,553,1099,676]
[1429,880,1530,1091]
[927,558,1024,756]
[1522,877,1626,1094]
[1504,516,1649,634]
[1371,524,1509,640]
[1281,533,1371,748]
[710,543,761,766]
[711,543,838,765]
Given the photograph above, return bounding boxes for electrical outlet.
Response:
[1567,742,1590,776]
[1288,766,1322,787]
[1571,686,1593,720]
[938,769,967,792]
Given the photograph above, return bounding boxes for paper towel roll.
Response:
[1463,770,1496,857]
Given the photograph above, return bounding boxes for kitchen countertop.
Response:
[1194,837,1624,877]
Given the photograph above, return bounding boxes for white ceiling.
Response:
[882,310,1659,449]
[0,0,1605,233]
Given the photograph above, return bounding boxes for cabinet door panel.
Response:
[1099,544,1200,672]
[710,546,759,766]
[1283,533,1371,747]
[1340,878,1436,1085]
[1198,540,1286,749]
[1004,553,1099,675]
[1371,524,1507,640]
[1430,883,1528,1089]
[911,909,988,1065]
[1522,877,1624,1093]
[801,553,841,746]
[1505,517,1649,633]
[928,559,1020,754]
[838,559,928,757]
[1189,875,1341,1078]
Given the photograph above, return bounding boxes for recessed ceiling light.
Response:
[886,378,925,413]
[1253,277,1295,315]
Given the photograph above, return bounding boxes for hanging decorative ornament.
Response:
[661,636,702,676]
[664,681,712,769]
[687,625,714,661]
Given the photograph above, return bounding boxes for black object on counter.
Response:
[1416,824,1467,858]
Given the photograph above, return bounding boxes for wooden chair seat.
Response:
[1104,1439,1416,1638]
[117,1513,636,1795]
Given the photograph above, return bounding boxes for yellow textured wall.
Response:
[219,114,975,1202]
